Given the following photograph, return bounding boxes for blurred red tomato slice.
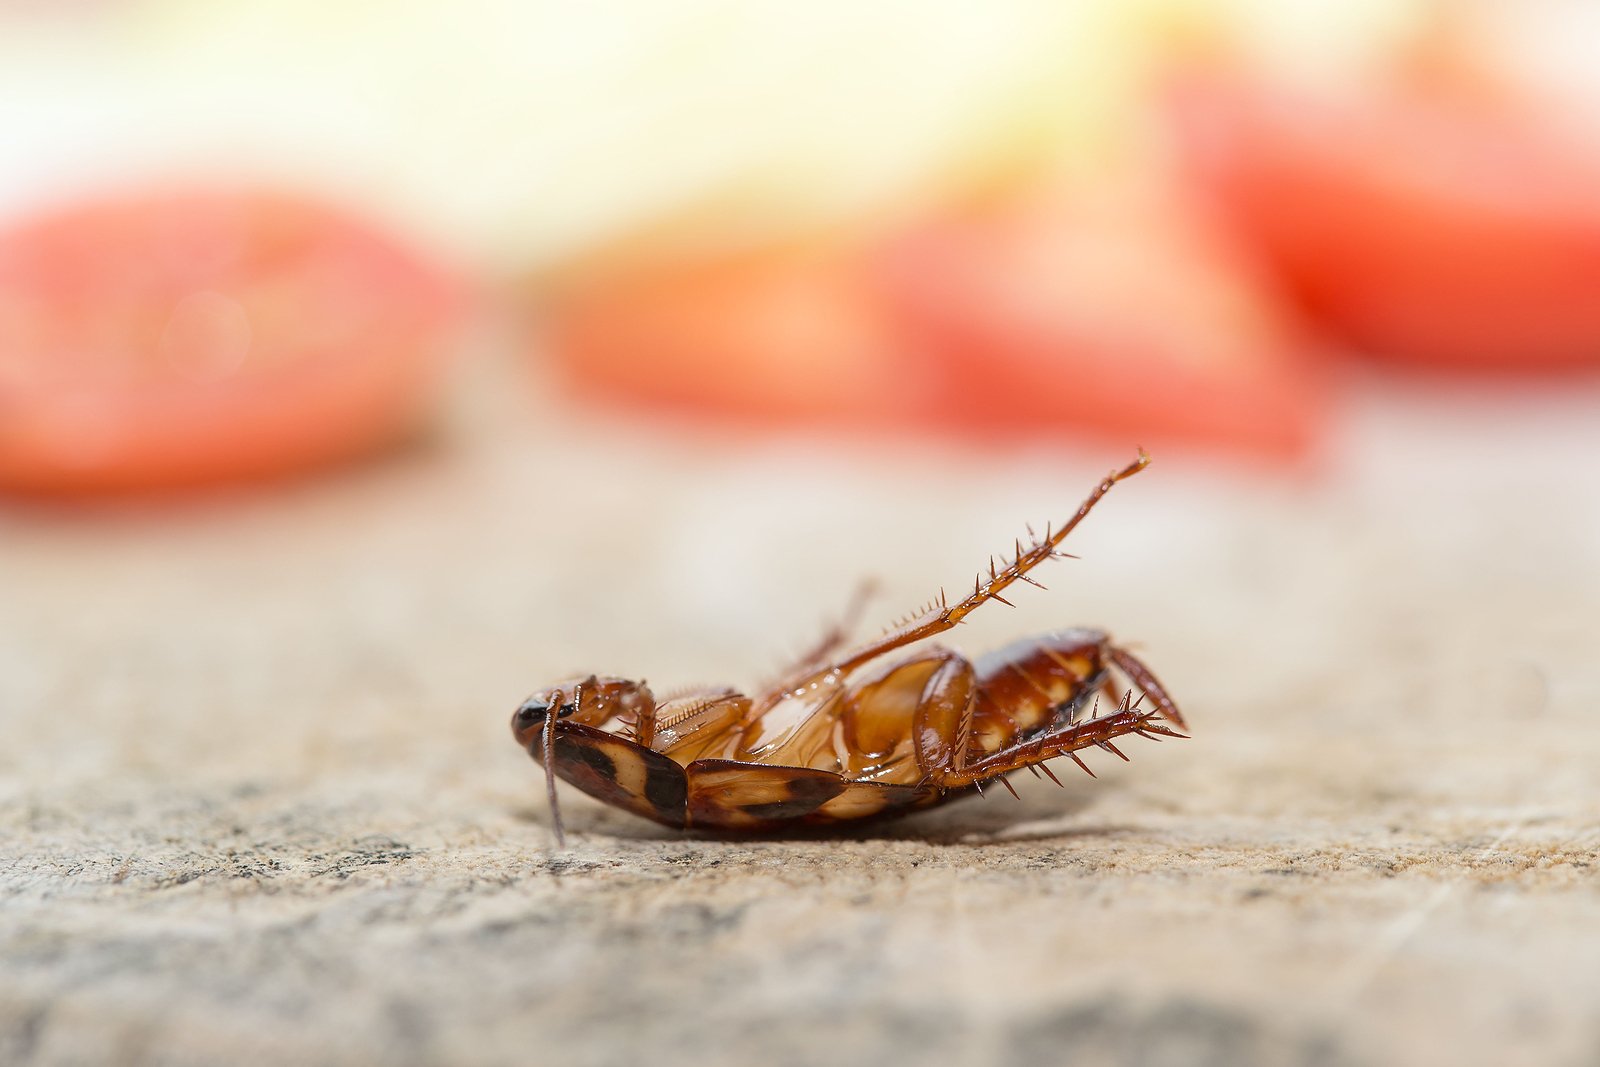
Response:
[0,188,461,494]
[546,245,921,426]
[872,187,1325,457]
[1171,75,1600,371]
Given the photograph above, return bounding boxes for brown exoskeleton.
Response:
[511,452,1185,843]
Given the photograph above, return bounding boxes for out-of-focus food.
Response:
[0,188,461,494]
[546,244,916,427]
[544,181,1324,458]
[1171,72,1600,371]
[871,184,1325,457]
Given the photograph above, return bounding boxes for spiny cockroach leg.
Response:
[831,450,1150,676]
[1132,717,1187,741]
[950,680,979,776]
[631,687,660,749]
[1107,644,1186,730]
[937,704,1167,788]
[1096,739,1130,762]
[998,776,1022,800]
[765,580,879,694]
[1039,762,1065,787]
[807,580,878,660]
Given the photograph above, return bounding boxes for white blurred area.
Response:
[10,0,1579,273]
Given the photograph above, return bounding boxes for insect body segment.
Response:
[512,452,1186,844]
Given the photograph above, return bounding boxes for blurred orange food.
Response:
[545,185,1324,458]
[548,244,922,428]
[0,188,462,494]
[1172,73,1600,372]
[871,185,1325,457]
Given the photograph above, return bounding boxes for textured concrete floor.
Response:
[3,374,1598,1067]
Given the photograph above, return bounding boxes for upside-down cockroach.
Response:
[511,451,1185,843]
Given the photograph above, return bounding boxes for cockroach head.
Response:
[510,675,656,749]
[510,690,577,748]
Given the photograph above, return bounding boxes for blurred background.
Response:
[3,3,1600,1066]
[5,0,1600,493]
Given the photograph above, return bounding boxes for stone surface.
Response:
[3,376,1598,1067]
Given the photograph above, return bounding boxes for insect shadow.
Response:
[511,776,1131,847]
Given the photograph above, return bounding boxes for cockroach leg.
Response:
[935,704,1174,789]
[1106,644,1186,730]
[1096,738,1130,762]
[632,692,659,749]
[811,578,877,661]
[831,451,1149,676]
[768,579,879,693]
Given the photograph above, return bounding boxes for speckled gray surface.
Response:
[3,375,1598,1067]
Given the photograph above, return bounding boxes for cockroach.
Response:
[511,451,1185,843]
